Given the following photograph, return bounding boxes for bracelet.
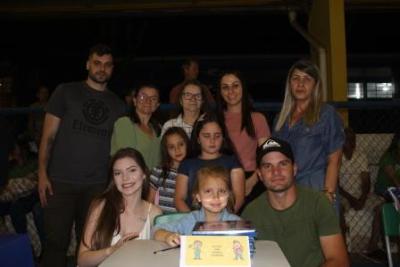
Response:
[322,189,336,198]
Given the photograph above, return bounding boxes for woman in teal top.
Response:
[111,84,161,170]
[375,132,400,196]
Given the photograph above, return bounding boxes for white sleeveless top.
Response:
[111,203,153,245]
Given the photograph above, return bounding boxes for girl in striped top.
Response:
[148,127,190,212]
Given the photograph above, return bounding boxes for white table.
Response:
[100,240,290,267]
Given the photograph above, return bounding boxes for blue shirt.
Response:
[153,208,241,235]
[273,104,344,190]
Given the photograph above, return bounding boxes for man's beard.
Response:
[265,178,294,193]
[88,71,110,84]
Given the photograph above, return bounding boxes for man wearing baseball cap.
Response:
[241,137,349,267]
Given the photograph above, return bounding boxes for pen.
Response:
[153,245,180,254]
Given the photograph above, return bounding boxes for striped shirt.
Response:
[161,114,193,137]
[149,166,178,213]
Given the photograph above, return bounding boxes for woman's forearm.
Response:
[78,247,113,267]
[324,149,342,201]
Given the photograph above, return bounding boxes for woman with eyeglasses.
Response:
[161,80,209,138]
[111,84,161,170]
[216,70,271,210]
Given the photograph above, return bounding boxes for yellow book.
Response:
[180,235,251,267]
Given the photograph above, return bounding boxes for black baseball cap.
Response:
[256,137,295,166]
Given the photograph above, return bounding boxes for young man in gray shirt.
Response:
[38,44,125,267]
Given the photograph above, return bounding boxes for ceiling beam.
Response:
[0,0,399,18]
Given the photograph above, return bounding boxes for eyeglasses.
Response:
[137,93,159,103]
[182,92,202,101]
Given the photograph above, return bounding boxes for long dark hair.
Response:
[83,148,150,250]
[159,127,190,187]
[216,70,256,138]
[190,113,234,157]
[130,84,161,136]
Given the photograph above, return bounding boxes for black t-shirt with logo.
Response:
[46,81,125,184]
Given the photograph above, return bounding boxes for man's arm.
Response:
[38,113,60,206]
[245,136,269,196]
[319,234,349,267]
[339,171,370,210]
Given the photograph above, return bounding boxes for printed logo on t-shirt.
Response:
[82,99,110,125]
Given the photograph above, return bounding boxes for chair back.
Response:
[154,212,188,226]
[0,234,34,267]
[382,203,400,237]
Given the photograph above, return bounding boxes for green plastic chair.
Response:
[382,203,400,267]
[153,212,189,227]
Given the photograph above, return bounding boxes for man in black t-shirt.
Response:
[38,44,125,267]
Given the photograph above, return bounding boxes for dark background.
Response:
[0,8,399,105]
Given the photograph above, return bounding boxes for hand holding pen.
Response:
[153,245,180,254]
[165,232,181,247]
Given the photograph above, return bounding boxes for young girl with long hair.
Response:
[154,165,241,247]
[148,127,190,213]
[174,113,245,213]
[78,148,162,267]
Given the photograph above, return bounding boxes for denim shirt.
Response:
[273,104,344,190]
[153,208,241,236]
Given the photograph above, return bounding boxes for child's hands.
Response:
[165,232,180,247]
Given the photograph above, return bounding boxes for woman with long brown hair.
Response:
[78,148,162,267]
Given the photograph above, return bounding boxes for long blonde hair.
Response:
[275,59,323,131]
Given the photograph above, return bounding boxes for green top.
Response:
[241,186,340,267]
[375,150,400,195]
[111,116,161,170]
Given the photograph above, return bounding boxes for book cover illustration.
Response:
[192,220,256,258]
[179,235,251,267]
